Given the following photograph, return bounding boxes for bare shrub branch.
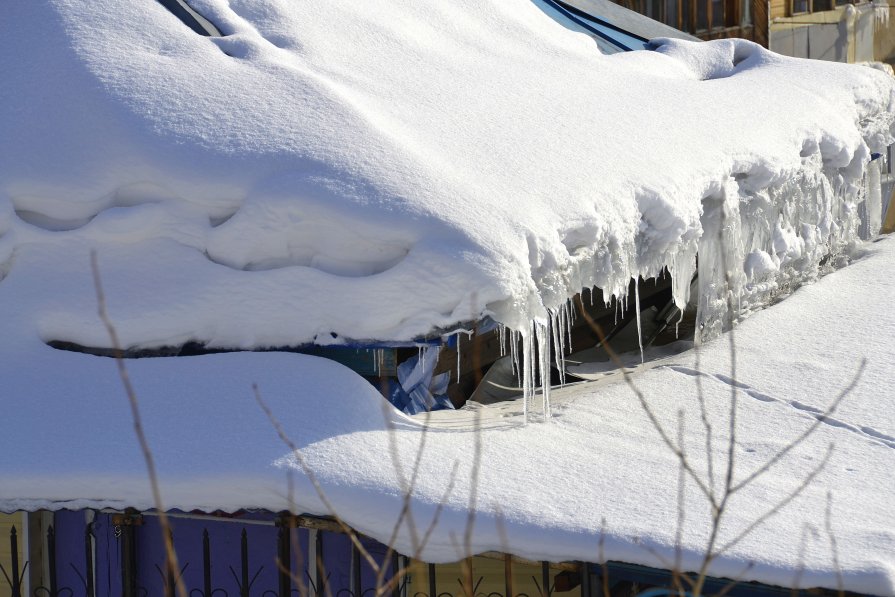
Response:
[90,250,187,597]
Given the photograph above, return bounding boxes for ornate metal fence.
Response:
[0,511,578,597]
[0,521,95,597]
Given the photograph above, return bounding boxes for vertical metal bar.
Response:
[504,554,513,597]
[10,526,21,597]
[541,562,550,597]
[690,0,697,33]
[351,540,361,597]
[315,530,324,597]
[241,529,250,597]
[85,522,95,597]
[392,552,401,597]
[427,564,436,597]
[47,525,58,597]
[203,529,212,597]
[579,563,591,597]
[278,522,292,597]
[121,521,138,597]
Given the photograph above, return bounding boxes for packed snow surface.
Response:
[3,0,895,594]
[3,235,895,594]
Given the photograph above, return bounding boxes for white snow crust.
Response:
[2,0,894,353]
[3,0,895,594]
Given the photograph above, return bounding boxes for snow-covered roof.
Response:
[3,237,894,594]
[2,0,895,594]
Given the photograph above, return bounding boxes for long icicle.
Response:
[538,321,552,419]
[634,277,644,364]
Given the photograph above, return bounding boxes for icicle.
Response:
[510,328,520,379]
[456,331,461,383]
[874,0,890,29]
[537,321,552,419]
[550,309,563,388]
[671,250,697,312]
[563,302,572,380]
[865,159,882,239]
[634,279,644,364]
[521,327,532,424]
[559,303,569,386]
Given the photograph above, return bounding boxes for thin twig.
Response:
[825,492,844,597]
[416,460,461,556]
[464,410,483,560]
[672,411,687,597]
[717,443,835,556]
[90,251,187,597]
[712,561,754,597]
[599,518,610,597]
[252,384,381,574]
[575,295,715,504]
[730,362,863,494]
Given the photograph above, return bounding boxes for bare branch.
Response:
[717,443,835,556]
[252,384,382,575]
[464,410,483,560]
[825,492,844,597]
[416,460,461,556]
[694,343,717,503]
[673,411,687,591]
[730,363,863,494]
[90,250,187,597]
[575,295,715,504]
[711,561,755,597]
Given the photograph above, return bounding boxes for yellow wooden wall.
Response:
[0,513,26,597]
[770,0,788,19]
[405,556,568,597]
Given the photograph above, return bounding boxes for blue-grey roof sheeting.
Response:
[564,0,701,42]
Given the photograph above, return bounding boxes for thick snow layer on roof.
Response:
[3,235,895,594]
[2,0,894,351]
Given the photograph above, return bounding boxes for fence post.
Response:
[579,563,591,597]
[85,522,95,597]
[240,529,250,597]
[47,525,58,596]
[427,563,436,597]
[315,530,324,597]
[202,529,212,597]
[9,526,22,597]
[391,553,401,597]
[277,517,294,597]
[113,510,143,597]
[504,554,513,597]
[351,541,361,597]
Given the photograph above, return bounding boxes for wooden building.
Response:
[573,0,895,63]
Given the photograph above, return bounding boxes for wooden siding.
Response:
[770,0,788,19]
[0,513,26,595]
[752,0,770,46]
